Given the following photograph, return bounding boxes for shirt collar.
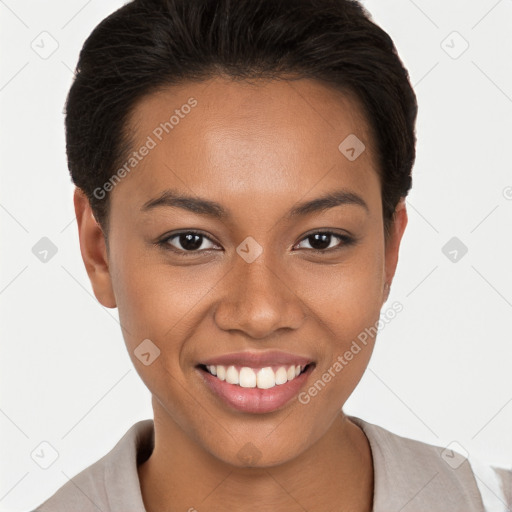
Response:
[101,416,484,512]
[348,415,484,512]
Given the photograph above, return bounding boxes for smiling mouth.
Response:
[197,363,314,390]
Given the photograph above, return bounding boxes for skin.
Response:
[74,76,407,511]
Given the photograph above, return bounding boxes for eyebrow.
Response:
[140,188,369,219]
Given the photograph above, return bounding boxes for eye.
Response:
[157,229,355,256]
[294,231,354,252]
[158,230,219,254]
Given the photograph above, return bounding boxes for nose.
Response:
[213,254,307,339]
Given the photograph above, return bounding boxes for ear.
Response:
[382,198,408,304]
[73,187,117,308]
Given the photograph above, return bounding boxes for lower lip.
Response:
[198,365,314,414]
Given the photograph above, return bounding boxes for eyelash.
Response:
[156,230,355,256]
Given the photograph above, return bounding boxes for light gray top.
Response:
[32,417,512,512]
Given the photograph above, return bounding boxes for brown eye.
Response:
[160,231,219,253]
[295,232,354,252]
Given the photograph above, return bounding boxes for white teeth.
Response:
[239,367,256,388]
[205,364,307,389]
[256,367,275,389]
[216,365,226,381]
[275,367,288,385]
[226,365,239,385]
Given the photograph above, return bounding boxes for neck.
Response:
[138,401,374,512]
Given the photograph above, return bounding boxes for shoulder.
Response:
[31,419,154,512]
[349,415,512,512]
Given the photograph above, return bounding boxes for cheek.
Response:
[296,237,384,394]
[110,242,214,343]
[299,239,385,336]
[111,227,385,347]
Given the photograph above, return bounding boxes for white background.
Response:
[1,1,511,510]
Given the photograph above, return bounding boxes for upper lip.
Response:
[198,350,314,368]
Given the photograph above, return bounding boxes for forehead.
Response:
[112,76,380,215]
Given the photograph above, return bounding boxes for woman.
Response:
[33,0,511,510]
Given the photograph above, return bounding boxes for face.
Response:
[76,76,407,467]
